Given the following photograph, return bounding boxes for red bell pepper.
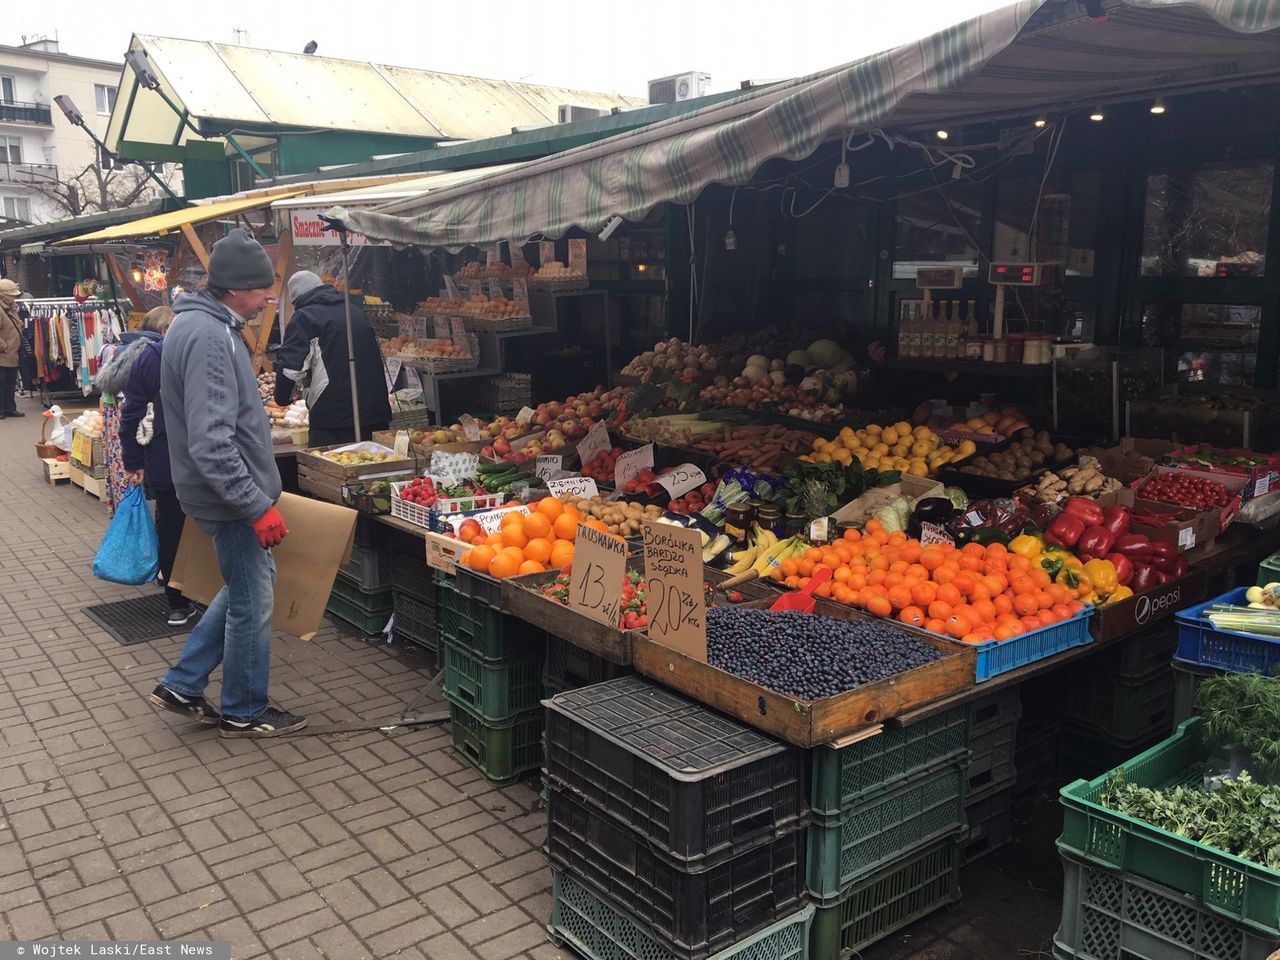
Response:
[1100,506,1130,538]
[1063,497,1105,527]
[1149,541,1178,564]
[1076,525,1117,560]
[1046,513,1086,548]
[1130,563,1160,592]
[1105,552,1134,586]
[1114,534,1154,562]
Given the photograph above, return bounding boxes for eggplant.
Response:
[908,497,957,539]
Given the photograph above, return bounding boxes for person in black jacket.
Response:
[275,271,391,446]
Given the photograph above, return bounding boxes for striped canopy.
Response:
[344,0,1280,249]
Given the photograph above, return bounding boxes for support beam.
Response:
[103,253,145,311]
[249,230,294,373]
[179,222,209,269]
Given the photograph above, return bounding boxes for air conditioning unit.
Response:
[557,104,608,124]
[648,72,711,105]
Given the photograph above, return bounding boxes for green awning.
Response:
[344,0,1280,249]
[0,199,178,252]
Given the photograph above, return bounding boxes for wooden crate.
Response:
[294,445,417,482]
[41,458,70,485]
[81,472,107,501]
[630,597,975,748]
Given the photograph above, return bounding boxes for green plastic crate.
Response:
[447,696,543,784]
[328,574,394,611]
[1257,551,1280,587]
[326,577,393,634]
[439,579,543,661]
[442,639,544,723]
[549,867,814,960]
[1059,717,1280,936]
[809,707,968,819]
[807,759,967,902]
[1056,848,1280,960]
[810,839,960,960]
[1172,661,1218,726]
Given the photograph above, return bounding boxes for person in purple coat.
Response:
[120,306,195,626]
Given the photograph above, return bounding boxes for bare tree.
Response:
[22,160,179,219]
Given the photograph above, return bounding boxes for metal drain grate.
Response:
[84,594,202,646]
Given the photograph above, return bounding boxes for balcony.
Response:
[0,101,52,125]
[0,162,57,184]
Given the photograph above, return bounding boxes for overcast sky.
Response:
[22,0,1015,95]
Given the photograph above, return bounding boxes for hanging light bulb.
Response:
[723,228,737,251]
[1149,98,1167,115]
[1089,105,1105,122]
[1034,116,1048,128]
[935,129,949,140]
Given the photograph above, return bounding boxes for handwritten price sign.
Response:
[431,450,479,483]
[641,520,707,660]
[568,524,629,627]
[576,421,610,470]
[614,444,654,491]
[536,455,563,480]
[547,475,599,499]
[654,463,706,499]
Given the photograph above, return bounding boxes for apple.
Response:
[493,437,512,457]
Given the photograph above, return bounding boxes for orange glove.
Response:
[251,506,288,548]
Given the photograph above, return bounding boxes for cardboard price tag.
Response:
[641,520,707,660]
[509,242,526,264]
[460,278,483,299]
[487,278,505,300]
[486,245,500,267]
[920,521,953,546]
[547,475,599,499]
[443,276,463,300]
[568,523,629,627]
[431,450,479,483]
[403,367,423,393]
[393,431,411,457]
[432,316,451,338]
[539,240,556,265]
[383,357,403,393]
[458,414,481,441]
[450,318,469,344]
[516,406,536,425]
[536,454,562,480]
[1178,526,1196,550]
[568,238,587,276]
[467,504,529,535]
[614,444,654,491]
[576,421,610,470]
[511,278,530,313]
[654,463,706,499]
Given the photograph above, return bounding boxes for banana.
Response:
[702,534,734,564]
[726,541,761,575]
[753,535,800,577]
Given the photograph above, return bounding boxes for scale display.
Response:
[915,266,965,290]
[988,262,1052,286]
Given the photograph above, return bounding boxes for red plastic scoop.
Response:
[769,565,832,614]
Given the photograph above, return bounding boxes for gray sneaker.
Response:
[147,684,221,725]
[218,707,307,739]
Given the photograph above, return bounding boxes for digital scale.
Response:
[988,261,1054,338]
[914,265,964,316]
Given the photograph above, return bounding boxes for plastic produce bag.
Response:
[92,485,160,585]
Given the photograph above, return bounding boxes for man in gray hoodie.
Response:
[147,229,306,738]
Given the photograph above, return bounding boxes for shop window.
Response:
[892,178,982,279]
[1141,302,1260,385]
[993,172,1098,277]
[1141,160,1273,277]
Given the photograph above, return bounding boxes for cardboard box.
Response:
[1140,465,1245,534]
[1170,445,1280,503]
[424,530,466,573]
[1129,499,1220,552]
[833,476,945,524]
[1096,438,1180,483]
[169,492,357,641]
[1089,569,1207,642]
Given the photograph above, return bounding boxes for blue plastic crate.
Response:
[972,607,1094,682]
[1175,587,1280,675]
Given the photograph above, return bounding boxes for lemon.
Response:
[811,437,826,451]
[881,428,899,445]
[842,434,860,450]
[894,421,912,437]
[893,442,912,458]
[892,457,911,471]
[872,442,890,456]
[865,423,882,436]
[910,440,933,458]
[814,452,833,464]
[908,460,930,477]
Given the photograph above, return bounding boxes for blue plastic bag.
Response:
[93,485,160,585]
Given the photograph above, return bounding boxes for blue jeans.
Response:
[162,518,275,722]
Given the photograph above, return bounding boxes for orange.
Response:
[1068,599,1086,614]
[927,600,953,621]
[911,581,938,607]
[1037,609,1057,627]
[944,614,972,638]
[952,572,977,596]
[889,560,910,575]
[780,558,799,578]
[1032,569,1052,589]
[815,581,833,599]
[518,559,546,576]
[920,548,945,572]
[843,527,862,542]
[797,559,815,578]
[485,532,505,547]
[524,537,553,564]
[906,564,929,582]
[784,575,801,589]
[1011,574,1036,595]
[466,545,496,572]
[985,542,1008,558]
[1013,593,1039,616]
[993,594,1014,616]
[887,585,914,611]
[959,554,985,572]
[488,553,521,579]
[933,564,958,585]
[962,542,986,558]
[925,618,946,634]
[1033,590,1055,611]
[500,511,525,529]
[884,573,905,590]
[501,525,528,550]
[900,541,922,563]
[1051,603,1075,621]
[553,513,580,540]
[833,566,853,583]
[970,599,996,624]
[550,540,575,569]
[866,595,892,618]
[537,497,565,520]
[936,583,962,607]
[993,624,1018,641]
[804,547,823,562]
[900,606,926,626]
[1021,614,1043,631]
[832,584,856,605]
[501,545,526,564]
[522,513,552,540]
[584,518,611,535]
[981,574,1008,596]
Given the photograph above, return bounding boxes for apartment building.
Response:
[0,37,169,226]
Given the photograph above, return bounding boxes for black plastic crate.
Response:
[546,784,806,960]
[390,553,437,603]
[393,590,438,653]
[1090,621,1179,680]
[543,633,630,696]
[353,514,386,548]
[1055,720,1167,786]
[1013,713,1060,802]
[966,706,1017,805]
[968,686,1021,737]
[545,676,806,865]
[1055,664,1175,744]
[1172,660,1217,726]
[453,566,504,609]
[961,785,1014,864]
[337,541,395,592]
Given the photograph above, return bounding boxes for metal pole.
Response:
[337,229,362,442]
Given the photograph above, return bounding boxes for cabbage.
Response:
[786,349,810,368]
[745,354,769,369]
[944,486,969,510]
[807,339,844,367]
[873,505,903,533]
[770,359,786,372]
[743,365,769,384]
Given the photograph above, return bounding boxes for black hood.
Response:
[294,284,344,310]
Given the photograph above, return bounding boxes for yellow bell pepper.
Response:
[1083,558,1118,598]
[1008,535,1042,559]
[1104,585,1134,605]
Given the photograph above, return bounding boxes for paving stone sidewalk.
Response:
[0,394,559,960]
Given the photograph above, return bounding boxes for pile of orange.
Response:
[459,496,609,579]
[773,519,1086,644]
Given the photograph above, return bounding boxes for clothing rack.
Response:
[20,297,130,405]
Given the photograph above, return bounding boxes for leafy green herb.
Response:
[777,460,899,518]
[1197,672,1280,775]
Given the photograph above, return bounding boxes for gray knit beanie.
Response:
[208,228,276,289]
[287,270,325,304]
